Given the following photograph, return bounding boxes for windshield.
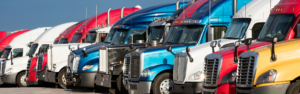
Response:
[178,25,203,44]
[0,50,3,58]
[110,29,129,45]
[224,18,251,39]
[257,14,295,42]
[2,49,11,59]
[104,29,117,43]
[58,38,68,44]
[28,44,38,56]
[85,32,97,43]
[70,33,83,43]
[149,26,164,42]
[163,26,184,44]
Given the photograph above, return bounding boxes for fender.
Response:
[140,64,173,81]
[218,63,237,84]
[77,50,99,73]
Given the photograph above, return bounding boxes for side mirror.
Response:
[244,38,252,51]
[210,41,217,53]
[221,31,225,38]
[128,34,134,44]
[82,38,86,43]
[10,51,13,65]
[297,24,300,38]
[186,46,193,62]
[82,48,88,58]
[207,26,215,42]
[167,46,175,56]
[68,45,71,50]
[77,44,80,50]
[271,37,278,62]
[233,41,240,63]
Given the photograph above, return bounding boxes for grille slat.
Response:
[36,56,43,76]
[237,56,255,87]
[123,55,130,76]
[26,60,32,77]
[203,55,221,87]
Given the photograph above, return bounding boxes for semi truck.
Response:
[57,20,86,44]
[0,27,51,87]
[25,22,77,86]
[172,0,279,93]
[0,30,30,58]
[43,6,141,89]
[202,0,300,93]
[235,0,300,94]
[66,2,188,92]
[126,0,251,94]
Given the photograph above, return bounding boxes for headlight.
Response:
[255,70,277,85]
[32,66,37,71]
[189,71,205,81]
[220,71,237,84]
[82,65,94,71]
[141,69,150,78]
[5,68,13,74]
[72,56,80,72]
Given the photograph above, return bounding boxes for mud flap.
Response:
[96,73,111,88]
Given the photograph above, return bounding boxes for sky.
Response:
[0,0,191,31]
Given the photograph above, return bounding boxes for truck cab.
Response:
[0,27,51,87]
[126,0,252,94]
[202,0,300,93]
[43,6,141,89]
[57,20,86,44]
[66,2,188,92]
[235,0,300,94]
[24,22,77,86]
[173,0,280,93]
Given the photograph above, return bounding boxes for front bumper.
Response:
[26,81,38,86]
[172,82,203,93]
[202,83,236,94]
[73,72,97,88]
[123,76,129,90]
[236,83,290,94]
[95,73,111,88]
[128,81,152,94]
[3,73,18,84]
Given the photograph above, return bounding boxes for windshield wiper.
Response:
[224,37,239,39]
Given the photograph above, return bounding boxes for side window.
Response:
[131,29,147,43]
[251,23,265,40]
[13,48,23,58]
[41,44,49,53]
[213,26,227,40]
[98,33,107,42]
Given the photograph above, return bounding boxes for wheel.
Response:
[287,80,300,94]
[16,71,27,87]
[58,68,69,89]
[117,73,128,94]
[152,72,173,94]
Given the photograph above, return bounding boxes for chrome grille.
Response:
[67,55,74,73]
[203,54,222,87]
[130,55,140,79]
[99,48,108,73]
[2,61,5,76]
[37,56,43,72]
[26,59,32,77]
[123,55,130,76]
[173,53,187,83]
[236,56,255,87]
[0,61,2,76]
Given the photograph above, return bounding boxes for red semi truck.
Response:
[203,0,300,94]
[56,20,86,44]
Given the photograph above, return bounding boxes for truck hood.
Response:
[4,56,30,74]
[216,41,271,85]
[75,43,110,55]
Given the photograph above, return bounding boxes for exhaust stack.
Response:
[121,6,125,18]
[176,0,180,10]
[107,8,111,26]
[233,0,237,15]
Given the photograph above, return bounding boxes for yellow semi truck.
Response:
[236,37,300,94]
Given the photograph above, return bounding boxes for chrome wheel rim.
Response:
[159,79,173,94]
[20,74,26,86]
[62,74,66,85]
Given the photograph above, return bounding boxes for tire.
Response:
[16,71,27,87]
[95,85,110,93]
[58,68,69,89]
[117,73,128,94]
[287,80,300,94]
[152,72,173,94]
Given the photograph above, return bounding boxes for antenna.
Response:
[209,0,211,26]
[96,4,97,28]
[85,6,87,36]
[244,1,246,40]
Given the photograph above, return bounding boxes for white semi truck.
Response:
[172,0,280,93]
[0,27,51,86]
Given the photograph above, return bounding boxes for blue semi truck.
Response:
[126,0,252,94]
[65,1,188,92]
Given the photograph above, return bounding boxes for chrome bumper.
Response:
[128,81,152,94]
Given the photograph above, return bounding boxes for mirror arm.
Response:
[187,53,193,62]
[271,42,276,61]
[234,46,238,63]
